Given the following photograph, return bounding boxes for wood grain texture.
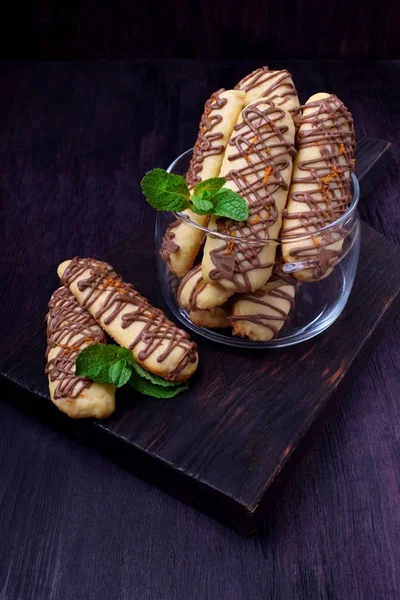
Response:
[1,60,400,596]
[1,1,400,59]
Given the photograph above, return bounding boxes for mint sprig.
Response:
[193,177,225,195]
[140,169,190,212]
[130,360,182,388]
[75,344,187,399]
[75,345,133,387]
[191,195,214,215]
[129,373,188,398]
[211,189,250,221]
[140,169,249,222]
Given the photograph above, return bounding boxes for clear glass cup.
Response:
[155,149,360,348]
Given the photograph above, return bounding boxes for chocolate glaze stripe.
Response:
[281,94,355,278]
[61,258,197,381]
[235,66,300,119]
[230,287,295,339]
[161,89,229,264]
[186,88,228,190]
[208,100,296,293]
[176,264,206,310]
[45,286,106,400]
[160,220,181,263]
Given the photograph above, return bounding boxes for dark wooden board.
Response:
[0,136,397,535]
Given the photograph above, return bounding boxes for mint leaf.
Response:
[131,361,182,388]
[141,169,247,222]
[76,345,121,383]
[76,344,120,368]
[212,189,249,221]
[141,169,190,212]
[129,372,188,398]
[116,346,136,365]
[78,362,107,382]
[191,194,214,215]
[196,190,212,200]
[109,361,132,387]
[193,177,226,195]
[75,344,188,397]
[76,344,132,388]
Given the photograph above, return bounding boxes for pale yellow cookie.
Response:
[46,286,116,419]
[190,307,231,329]
[186,89,246,189]
[231,279,295,341]
[177,264,231,310]
[58,258,198,382]
[201,99,296,304]
[281,93,355,281]
[161,88,245,277]
[235,66,300,119]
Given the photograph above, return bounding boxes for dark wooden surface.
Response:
[1,60,400,596]
[2,1,400,59]
[1,144,398,534]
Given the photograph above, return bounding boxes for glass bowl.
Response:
[155,149,360,348]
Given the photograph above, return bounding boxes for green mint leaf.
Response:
[191,194,214,215]
[109,361,132,387]
[193,177,226,195]
[75,344,121,381]
[77,362,108,382]
[131,361,182,388]
[141,169,190,212]
[116,346,136,365]
[212,189,249,221]
[196,190,212,200]
[75,344,133,388]
[76,344,121,367]
[129,372,188,398]
[76,343,188,396]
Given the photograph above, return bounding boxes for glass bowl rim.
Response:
[166,147,360,244]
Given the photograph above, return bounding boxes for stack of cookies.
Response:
[45,258,199,418]
[161,66,356,342]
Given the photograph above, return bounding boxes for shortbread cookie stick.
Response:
[161,89,245,277]
[230,279,295,341]
[186,89,246,188]
[45,287,116,419]
[201,99,296,302]
[189,307,230,329]
[176,265,231,328]
[58,258,198,382]
[281,93,355,281]
[235,66,300,119]
[177,264,231,310]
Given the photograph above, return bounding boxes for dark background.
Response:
[1,0,399,60]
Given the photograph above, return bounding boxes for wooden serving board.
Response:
[1,137,399,535]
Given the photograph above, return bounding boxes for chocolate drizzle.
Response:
[45,286,106,400]
[281,94,355,278]
[160,219,180,263]
[208,100,296,293]
[272,256,302,290]
[161,89,229,265]
[230,286,295,339]
[61,258,197,381]
[177,264,208,310]
[186,88,228,189]
[235,66,300,119]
